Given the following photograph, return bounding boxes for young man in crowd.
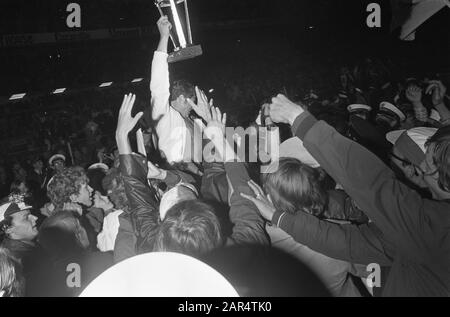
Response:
[46,167,101,248]
[0,202,38,262]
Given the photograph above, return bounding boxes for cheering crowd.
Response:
[0,16,449,297]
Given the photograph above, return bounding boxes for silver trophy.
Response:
[155,0,203,63]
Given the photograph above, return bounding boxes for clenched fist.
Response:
[269,94,304,126]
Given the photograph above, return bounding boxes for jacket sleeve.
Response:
[324,190,370,224]
[224,162,269,246]
[291,112,444,262]
[150,51,171,120]
[119,154,160,254]
[272,210,392,266]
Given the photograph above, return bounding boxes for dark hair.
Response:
[170,79,195,101]
[425,126,450,192]
[153,200,223,258]
[38,210,85,261]
[86,168,107,196]
[0,247,25,297]
[102,168,128,211]
[262,158,327,216]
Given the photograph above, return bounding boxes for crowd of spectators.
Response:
[0,13,449,297]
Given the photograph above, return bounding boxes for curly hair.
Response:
[47,167,89,210]
[262,158,327,216]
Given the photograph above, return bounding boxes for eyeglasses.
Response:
[390,152,439,177]
[390,152,413,166]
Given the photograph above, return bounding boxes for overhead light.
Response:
[53,88,66,94]
[132,78,144,83]
[9,93,26,100]
[99,82,113,87]
[209,89,214,93]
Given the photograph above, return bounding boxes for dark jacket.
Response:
[325,189,370,224]
[273,111,450,296]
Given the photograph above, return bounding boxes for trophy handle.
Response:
[184,0,193,45]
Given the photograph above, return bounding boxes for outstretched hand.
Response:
[116,93,143,155]
[187,86,213,122]
[425,80,447,107]
[406,85,423,104]
[269,94,304,126]
[240,180,276,222]
[116,93,143,138]
[204,106,227,141]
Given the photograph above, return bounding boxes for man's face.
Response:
[72,182,93,207]
[52,159,65,172]
[171,95,193,118]
[9,210,38,241]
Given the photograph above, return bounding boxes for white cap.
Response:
[80,252,239,297]
[386,127,437,154]
[379,102,406,122]
[48,154,66,166]
[0,202,32,222]
[88,163,109,172]
[347,104,372,113]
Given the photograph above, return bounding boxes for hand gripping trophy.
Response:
[154,0,203,63]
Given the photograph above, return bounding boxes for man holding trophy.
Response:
[150,15,206,178]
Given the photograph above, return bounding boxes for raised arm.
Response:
[150,16,172,120]
[241,180,391,265]
[203,107,269,246]
[115,94,160,255]
[269,94,441,262]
